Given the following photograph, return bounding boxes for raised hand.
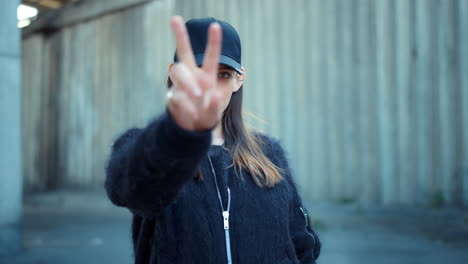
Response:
[167,16,224,132]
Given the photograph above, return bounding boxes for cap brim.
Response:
[193,53,242,74]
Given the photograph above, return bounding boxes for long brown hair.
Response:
[167,78,284,188]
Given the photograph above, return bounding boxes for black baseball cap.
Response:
[173,17,242,74]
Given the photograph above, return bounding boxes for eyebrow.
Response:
[218,64,235,71]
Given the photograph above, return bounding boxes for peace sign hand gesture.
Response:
[167,16,224,132]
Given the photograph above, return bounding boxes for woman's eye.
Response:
[218,72,232,79]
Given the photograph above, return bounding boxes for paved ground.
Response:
[1,191,467,264]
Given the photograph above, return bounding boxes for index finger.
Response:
[170,16,197,69]
[201,22,222,75]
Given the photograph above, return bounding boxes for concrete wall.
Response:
[0,0,22,255]
[21,0,468,207]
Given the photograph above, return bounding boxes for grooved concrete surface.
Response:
[0,191,467,264]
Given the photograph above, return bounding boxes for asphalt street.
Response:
[1,191,467,264]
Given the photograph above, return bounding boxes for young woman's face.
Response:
[167,63,246,112]
[216,64,245,111]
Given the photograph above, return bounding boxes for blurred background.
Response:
[1,0,468,263]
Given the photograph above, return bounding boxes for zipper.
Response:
[299,206,309,227]
[299,206,316,248]
[223,210,230,229]
[208,154,233,264]
[299,205,316,261]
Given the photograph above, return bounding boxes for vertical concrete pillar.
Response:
[0,0,22,255]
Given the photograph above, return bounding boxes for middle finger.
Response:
[170,16,197,69]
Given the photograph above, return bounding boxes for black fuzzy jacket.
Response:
[105,110,321,264]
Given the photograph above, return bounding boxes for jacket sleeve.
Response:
[265,135,321,263]
[104,109,212,218]
[289,196,321,263]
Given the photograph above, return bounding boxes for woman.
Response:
[105,16,321,264]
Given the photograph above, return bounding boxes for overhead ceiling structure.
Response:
[21,0,152,36]
[22,0,77,12]
[19,0,81,31]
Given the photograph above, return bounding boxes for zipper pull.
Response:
[223,211,230,230]
[299,206,309,227]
